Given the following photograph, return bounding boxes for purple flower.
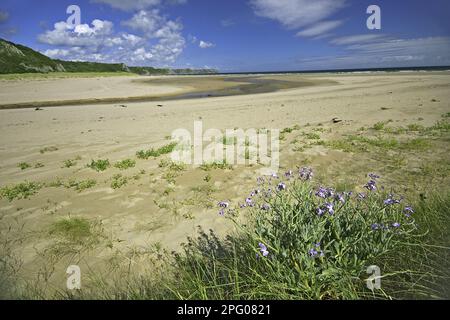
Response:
[371,223,380,230]
[392,222,401,228]
[364,180,377,192]
[245,197,254,207]
[315,187,334,199]
[316,207,325,216]
[384,195,401,206]
[299,167,314,180]
[261,203,271,211]
[325,203,334,215]
[308,249,318,257]
[309,247,324,258]
[218,201,230,208]
[218,209,225,216]
[404,206,414,217]
[369,173,381,180]
[357,192,367,201]
[277,182,287,191]
[285,170,293,178]
[316,203,334,216]
[258,243,269,257]
[335,193,346,204]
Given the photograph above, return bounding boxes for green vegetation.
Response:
[114,159,136,170]
[304,132,321,140]
[373,121,387,131]
[87,159,110,172]
[0,181,42,201]
[40,146,58,154]
[199,161,233,171]
[111,174,128,189]
[18,162,31,170]
[53,174,449,300]
[326,135,431,153]
[34,162,44,168]
[63,159,77,168]
[65,179,97,192]
[49,218,92,242]
[161,180,449,299]
[136,143,178,159]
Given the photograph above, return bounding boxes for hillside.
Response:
[0,38,217,75]
[0,38,65,73]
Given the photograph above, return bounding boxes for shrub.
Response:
[87,159,110,172]
[114,159,136,170]
[65,179,97,192]
[63,159,77,168]
[164,171,429,300]
[111,174,128,189]
[18,162,31,170]
[0,181,42,201]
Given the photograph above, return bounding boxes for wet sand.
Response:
[0,74,335,109]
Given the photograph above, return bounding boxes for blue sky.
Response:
[0,0,449,72]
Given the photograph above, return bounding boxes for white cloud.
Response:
[199,40,215,49]
[296,20,343,37]
[91,0,186,11]
[122,10,185,63]
[251,0,346,30]
[297,36,450,69]
[38,19,117,48]
[38,11,184,66]
[330,34,387,45]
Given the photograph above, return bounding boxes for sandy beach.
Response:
[1,72,449,291]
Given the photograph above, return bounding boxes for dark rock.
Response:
[332,117,342,124]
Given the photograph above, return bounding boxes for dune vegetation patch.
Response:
[49,217,92,242]
[65,179,97,192]
[40,146,59,154]
[87,159,110,172]
[114,159,136,170]
[0,181,42,201]
[18,162,31,170]
[111,174,128,189]
[136,142,178,160]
